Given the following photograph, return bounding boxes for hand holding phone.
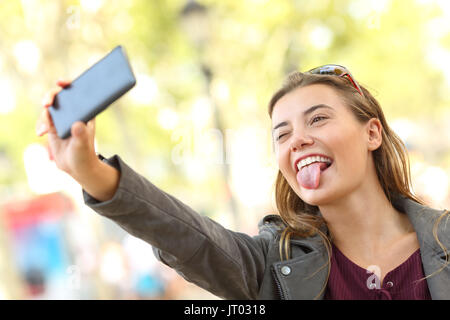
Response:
[36,45,136,183]
[49,45,136,139]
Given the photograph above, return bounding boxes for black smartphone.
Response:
[49,45,136,139]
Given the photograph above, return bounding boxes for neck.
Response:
[319,169,413,258]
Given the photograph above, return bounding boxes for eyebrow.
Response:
[272,104,334,132]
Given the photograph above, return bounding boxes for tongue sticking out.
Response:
[297,162,329,189]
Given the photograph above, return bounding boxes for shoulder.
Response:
[257,214,287,238]
[396,194,450,250]
[432,208,450,244]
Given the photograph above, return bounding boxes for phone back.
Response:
[49,46,136,139]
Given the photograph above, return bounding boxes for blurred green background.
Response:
[0,0,449,299]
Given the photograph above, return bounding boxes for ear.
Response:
[366,118,382,151]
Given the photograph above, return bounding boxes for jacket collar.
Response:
[390,193,447,254]
[391,194,450,299]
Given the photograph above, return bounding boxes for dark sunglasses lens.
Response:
[308,67,328,75]
[308,65,343,76]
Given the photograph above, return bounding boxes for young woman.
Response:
[36,65,450,300]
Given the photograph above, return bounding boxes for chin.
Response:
[292,184,338,207]
[298,191,330,207]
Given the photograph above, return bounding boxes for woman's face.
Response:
[271,84,381,206]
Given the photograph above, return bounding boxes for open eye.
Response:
[311,115,327,124]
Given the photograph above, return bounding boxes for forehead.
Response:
[271,84,346,122]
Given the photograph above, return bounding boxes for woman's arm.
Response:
[37,81,269,299]
[73,157,120,202]
[82,154,269,300]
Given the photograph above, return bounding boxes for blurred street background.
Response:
[0,0,449,299]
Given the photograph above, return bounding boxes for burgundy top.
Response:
[324,242,432,300]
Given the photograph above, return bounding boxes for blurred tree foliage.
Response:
[0,0,449,211]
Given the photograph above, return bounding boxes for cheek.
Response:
[333,129,368,175]
[276,145,295,181]
[276,146,290,172]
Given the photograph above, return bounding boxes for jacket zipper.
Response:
[271,266,286,300]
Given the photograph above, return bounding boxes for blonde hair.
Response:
[268,71,449,299]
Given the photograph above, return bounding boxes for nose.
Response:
[290,132,313,152]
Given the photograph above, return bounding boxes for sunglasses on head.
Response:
[306,64,364,97]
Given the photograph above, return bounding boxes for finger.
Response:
[36,109,56,136]
[44,108,57,135]
[46,142,55,161]
[42,87,63,108]
[56,79,71,88]
[87,118,96,131]
[36,109,48,136]
[71,121,89,144]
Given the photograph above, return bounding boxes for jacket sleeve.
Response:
[82,154,271,299]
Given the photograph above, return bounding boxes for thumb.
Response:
[71,121,88,142]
